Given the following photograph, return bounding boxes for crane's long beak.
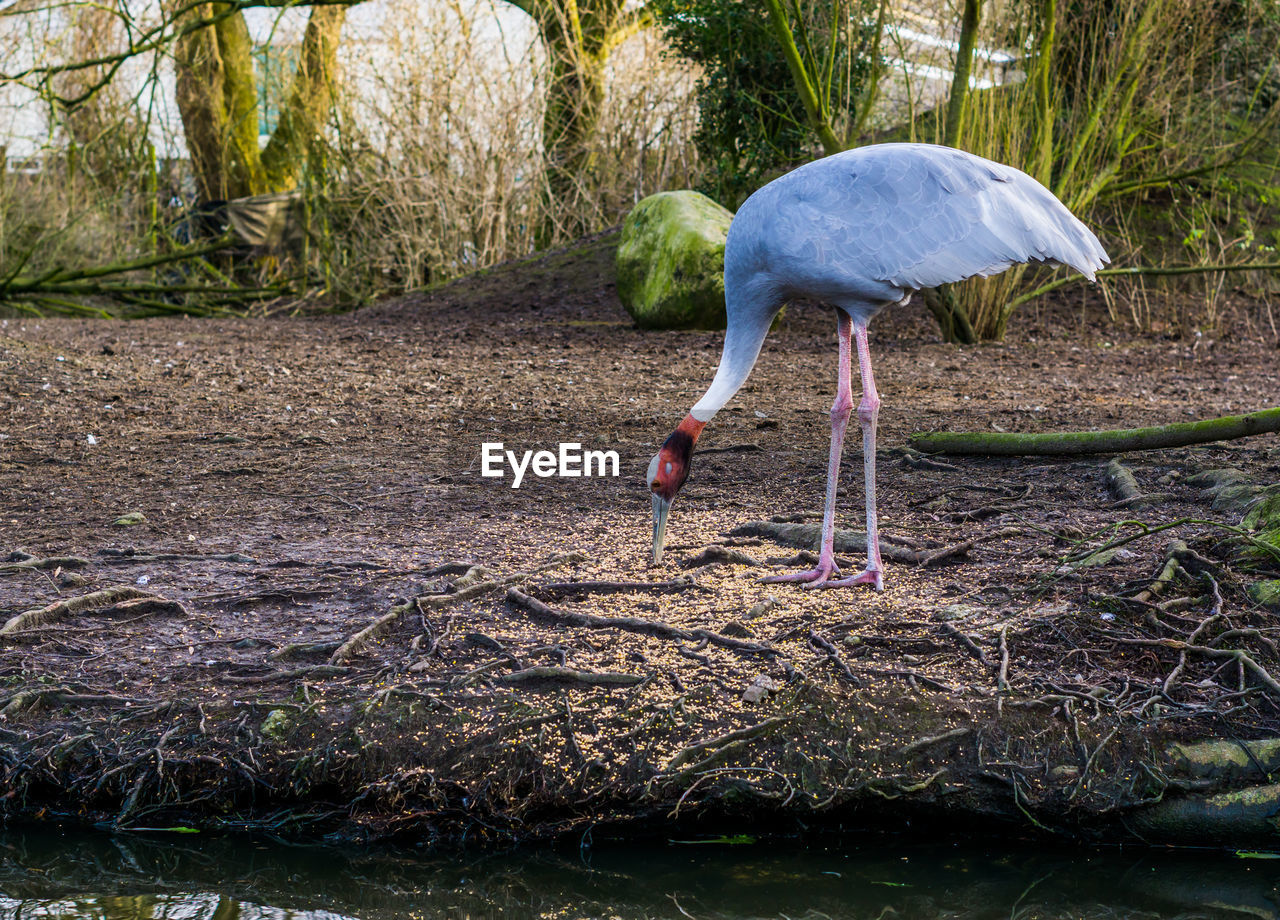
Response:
[652,493,672,563]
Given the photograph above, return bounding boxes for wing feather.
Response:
[729,144,1109,308]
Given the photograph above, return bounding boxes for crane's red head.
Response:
[648,414,705,563]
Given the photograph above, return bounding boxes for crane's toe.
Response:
[822,568,884,592]
[761,561,840,587]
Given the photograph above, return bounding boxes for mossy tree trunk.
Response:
[911,407,1280,456]
[509,0,648,247]
[172,1,349,201]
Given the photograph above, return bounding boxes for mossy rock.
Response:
[1242,487,1280,530]
[261,708,294,742]
[1248,579,1280,608]
[1129,782,1280,844]
[616,191,733,330]
[1167,738,1280,782]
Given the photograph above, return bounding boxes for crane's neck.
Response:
[690,283,776,422]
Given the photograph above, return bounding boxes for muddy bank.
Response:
[1,236,1279,845]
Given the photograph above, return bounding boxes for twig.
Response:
[997,625,1010,714]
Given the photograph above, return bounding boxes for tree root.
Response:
[916,527,1022,567]
[1,586,159,636]
[98,550,256,565]
[222,665,350,684]
[808,630,861,684]
[729,520,1012,568]
[1105,458,1168,508]
[681,545,764,568]
[536,578,704,599]
[727,521,919,563]
[329,552,585,664]
[940,623,992,667]
[507,588,778,657]
[1133,541,1189,605]
[493,666,646,687]
[1113,636,1280,698]
[1,551,91,573]
[894,727,971,758]
[662,716,791,773]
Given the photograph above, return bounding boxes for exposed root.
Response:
[916,527,1022,567]
[98,550,256,565]
[681,545,764,568]
[1,586,159,636]
[1,551,91,573]
[330,552,585,664]
[222,665,350,684]
[940,623,992,667]
[727,521,919,564]
[730,520,1015,568]
[536,578,704,599]
[507,588,778,657]
[662,716,791,773]
[1133,540,1189,606]
[493,666,647,687]
[808,630,861,684]
[894,727,971,758]
[1105,458,1146,506]
[329,605,409,665]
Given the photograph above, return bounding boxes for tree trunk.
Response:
[512,0,640,247]
[944,0,983,148]
[173,3,236,199]
[762,0,843,156]
[261,5,348,190]
[172,1,348,201]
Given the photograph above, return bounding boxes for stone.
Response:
[1247,580,1280,608]
[616,191,733,330]
[742,675,779,704]
[1167,738,1280,781]
[261,709,293,742]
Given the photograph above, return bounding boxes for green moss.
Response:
[616,191,734,330]
[1243,487,1280,530]
[1248,579,1280,608]
[1168,738,1280,780]
[261,708,293,742]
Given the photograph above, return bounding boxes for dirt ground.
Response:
[1,232,1278,844]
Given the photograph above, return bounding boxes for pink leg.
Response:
[762,310,854,588]
[823,320,883,591]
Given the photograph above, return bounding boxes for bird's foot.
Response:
[761,561,840,588]
[822,567,884,592]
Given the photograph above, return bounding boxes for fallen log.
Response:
[910,407,1280,456]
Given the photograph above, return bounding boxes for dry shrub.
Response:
[310,0,699,305]
[889,0,1279,339]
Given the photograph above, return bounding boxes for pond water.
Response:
[0,825,1276,920]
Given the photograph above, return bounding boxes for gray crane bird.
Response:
[647,143,1108,590]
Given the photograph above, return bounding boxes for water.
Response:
[1,826,1277,919]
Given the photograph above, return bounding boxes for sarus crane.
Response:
[647,143,1108,590]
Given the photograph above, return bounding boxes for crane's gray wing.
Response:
[749,144,1108,298]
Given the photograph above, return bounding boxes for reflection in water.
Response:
[0,826,1277,920]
